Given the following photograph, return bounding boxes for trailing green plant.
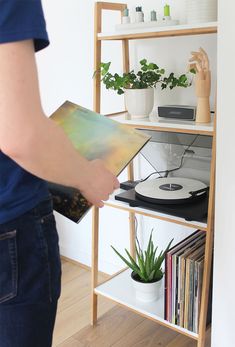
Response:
[96,59,193,95]
[111,230,173,283]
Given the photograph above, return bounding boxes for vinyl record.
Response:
[135,177,208,205]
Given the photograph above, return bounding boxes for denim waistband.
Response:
[29,196,53,219]
[0,196,53,231]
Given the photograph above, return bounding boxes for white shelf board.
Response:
[105,189,207,231]
[95,269,198,339]
[109,113,214,135]
[98,21,217,39]
[115,19,179,31]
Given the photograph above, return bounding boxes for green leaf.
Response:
[154,269,163,281]
[111,246,138,274]
[140,58,147,65]
[125,249,140,273]
[190,68,197,74]
[149,270,156,281]
[146,230,153,256]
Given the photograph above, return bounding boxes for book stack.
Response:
[165,230,207,333]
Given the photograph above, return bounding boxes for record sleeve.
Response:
[48,101,150,223]
[164,230,204,321]
[192,251,205,333]
[182,237,206,329]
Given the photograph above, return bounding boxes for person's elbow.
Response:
[0,129,36,162]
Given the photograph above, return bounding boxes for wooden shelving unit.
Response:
[95,268,199,340]
[107,112,215,136]
[105,189,208,232]
[98,21,217,41]
[92,3,217,347]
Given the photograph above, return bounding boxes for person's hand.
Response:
[78,159,120,208]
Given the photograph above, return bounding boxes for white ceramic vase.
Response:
[186,0,217,24]
[131,272,162,303]
[124,88,154,119]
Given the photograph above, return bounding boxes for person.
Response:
[0,1,119,346]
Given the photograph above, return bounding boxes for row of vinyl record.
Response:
[164,230,211,333]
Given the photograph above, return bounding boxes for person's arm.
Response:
[0,39,119,207]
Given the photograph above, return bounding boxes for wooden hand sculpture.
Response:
[189,48,211,123]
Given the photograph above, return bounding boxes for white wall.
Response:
[37,1,217,275]
[212,1,235,347]
[37,0,130,274]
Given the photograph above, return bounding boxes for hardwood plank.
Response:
[58,271,91,313]
[112,316,177,347]
[56,337,84,347]
[166,330,210,347]
[54,261,211,347]
[72,306,210,347]
[73,306,144,346]
[61,260,87,286]
[53,294,115,346]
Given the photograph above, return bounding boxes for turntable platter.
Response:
[135,177,208,205]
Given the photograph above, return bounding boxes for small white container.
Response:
[124,88,154,119]
[122,16,130,24]
[122,8,131,24]
[131,272,163,303]
[135,8,144,23]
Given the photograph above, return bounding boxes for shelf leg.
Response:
[197,116,216,347]
[122,39,130,74]
[197,228,214,347]
[93,2,102,113]
[91,206,99,325]
[127,162,136,258]
[129,212,136,258]
[122,36,136,259]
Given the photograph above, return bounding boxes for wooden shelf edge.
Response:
[104,201,208,231]
[94,288,198,341]
[98,26,217,41]
[130,124,214,136]
[107,113,214,136]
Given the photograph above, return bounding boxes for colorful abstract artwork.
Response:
[48,101,150,223]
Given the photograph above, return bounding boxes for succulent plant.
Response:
[111,230,173,283]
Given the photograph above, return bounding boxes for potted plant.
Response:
[98,59,193,119]
[111,231,173,303]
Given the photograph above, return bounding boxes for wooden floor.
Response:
[53,260,211,347]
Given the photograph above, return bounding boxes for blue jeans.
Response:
[0,198,61,347]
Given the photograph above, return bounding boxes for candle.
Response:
[135,6,144,23]
[122,8,130,24]
[123,8,129,17]
[151,10,157,21]
[164,4,170,17]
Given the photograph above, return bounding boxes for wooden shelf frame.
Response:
[92,3,216,347]
[98,22,217,41]
[107,112,215,136]
[104,190,208,232]
[95,268,199,340]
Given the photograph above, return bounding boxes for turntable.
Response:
[115,177,209,222]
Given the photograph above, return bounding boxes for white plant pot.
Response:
[186,0,217,24]
[131,272,162,303]
[124,88,154,119]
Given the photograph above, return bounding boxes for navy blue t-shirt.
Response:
[0,0,50,223]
